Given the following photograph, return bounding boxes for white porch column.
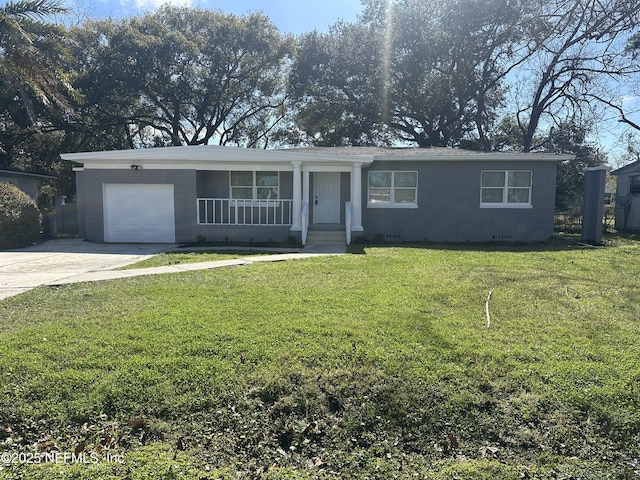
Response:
[291,161,302,231]
[351,162,364,232]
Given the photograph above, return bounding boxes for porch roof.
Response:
[61,145,572,170]
[61,145,374,170]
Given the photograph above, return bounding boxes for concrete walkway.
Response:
[0,239,346,301]
[47,251,342,286]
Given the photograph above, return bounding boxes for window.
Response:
[481,170,532,207]
[368,171,418,207]
[630,175,640,195]
[231,171,279,200]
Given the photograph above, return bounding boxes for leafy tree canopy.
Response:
[290,0,640,151]
[291,0,534,148]
[71,7,295,148]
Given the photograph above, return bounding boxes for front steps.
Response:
[305,230,346,245]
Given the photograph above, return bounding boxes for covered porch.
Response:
[195,160,366,245]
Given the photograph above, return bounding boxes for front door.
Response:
[313,172,340,224]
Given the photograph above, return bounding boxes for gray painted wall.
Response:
[196,171,294,199]
[79,169,195,243]
[192,224,295,243]
[614,168,640,231]
[196,171,228,198]
[80,169,298,243]
[79,160,557,244]
[361,160,557,242]
[75,170,86,238]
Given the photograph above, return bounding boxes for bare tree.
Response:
[512,0,640,151]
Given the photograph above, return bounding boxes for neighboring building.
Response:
[60,146,571,244]
[0,169,55,202]
[611,160,640,231]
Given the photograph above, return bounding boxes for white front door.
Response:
[313,172,341,224]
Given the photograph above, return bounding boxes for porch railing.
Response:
[197,198,293,226]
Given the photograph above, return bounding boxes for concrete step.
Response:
[306,230,346,245]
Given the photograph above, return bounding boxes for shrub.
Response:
[0,181,41,249]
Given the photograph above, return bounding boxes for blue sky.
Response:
[74,0,363,34]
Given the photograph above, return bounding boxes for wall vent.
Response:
[492,234,513,240]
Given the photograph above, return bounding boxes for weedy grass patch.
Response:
[0,238,639,478]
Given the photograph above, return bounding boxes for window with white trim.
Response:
[230,171,279,200]
[481,170,532,207]
[368,171,418,207]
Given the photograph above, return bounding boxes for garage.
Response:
[103,184,175,243]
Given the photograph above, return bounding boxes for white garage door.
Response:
[103,184,175,243]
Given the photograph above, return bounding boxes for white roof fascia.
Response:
[66,160,360,172]
[60,145,573,169]
[60,145,375,170]
[76,161,298,171]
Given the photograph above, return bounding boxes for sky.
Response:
[72,0,363,35]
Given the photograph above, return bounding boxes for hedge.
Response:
[0,181,41,249]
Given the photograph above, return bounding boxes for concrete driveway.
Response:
[0,239,173,301]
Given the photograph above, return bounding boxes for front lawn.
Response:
[0,240,639,478]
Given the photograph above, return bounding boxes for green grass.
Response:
[1,239,640,478]
[119,249,283,269]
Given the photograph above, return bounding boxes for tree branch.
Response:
[587,94,640,131]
